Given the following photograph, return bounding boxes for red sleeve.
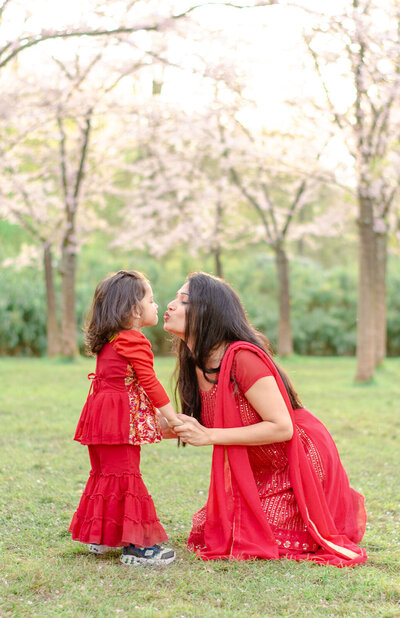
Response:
[112,330,170,408]
[232,349,273,393]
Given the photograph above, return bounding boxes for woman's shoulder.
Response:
[231,345,274,392]
[232,347,272,371]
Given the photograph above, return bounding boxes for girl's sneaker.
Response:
[120,544,175,566]
[88,544,122,554]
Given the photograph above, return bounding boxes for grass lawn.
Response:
[0,355,399,617]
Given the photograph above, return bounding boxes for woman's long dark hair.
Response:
[175,272,302,420]
[85,270,147,355]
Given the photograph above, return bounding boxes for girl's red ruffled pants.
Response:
[69,444,168,548]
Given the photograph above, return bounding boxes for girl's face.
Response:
[135,283,158,328]
[163,282,189,340]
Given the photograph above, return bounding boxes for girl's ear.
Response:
[130,304,142,320]
[131,305,142,326]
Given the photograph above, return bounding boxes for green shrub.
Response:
[386,264,400,357]
[0,267,47,356]
[290,262,357,356]
[1,252,399,357]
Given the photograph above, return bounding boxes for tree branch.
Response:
[304,33,346,132]
[74,109,93,201]
[0,0,12,20]
[281,179,307,238]
[0,24,160,68]
[57,116,68,205]
[173,1,279,18]
[229,165,273,243]
[381,185,397,220]
[0,2,279,69]
[260,181,279,237]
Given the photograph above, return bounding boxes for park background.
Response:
[0,0,400,616]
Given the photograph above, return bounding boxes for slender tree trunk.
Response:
[275,244,293,356]
[152,79,163,95]
[43,243,61,356]
[57,112,92,358]
[297,204,306,256]
[355,194,377,381]
[213,198,223,278]
[60,234,78,357]
[375,229,387,365]
[214,247,223,279]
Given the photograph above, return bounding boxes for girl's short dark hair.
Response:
[175,272,302,419]
[84,270,148,355]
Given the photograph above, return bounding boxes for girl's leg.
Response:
[70,444,168,549]
[85,446,123,554]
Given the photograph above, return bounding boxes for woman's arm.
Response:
[174,376,293,447]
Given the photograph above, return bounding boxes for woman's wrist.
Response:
[207,428,217,446]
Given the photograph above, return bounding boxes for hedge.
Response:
[1,256,399,357]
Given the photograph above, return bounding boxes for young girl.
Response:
[69,270,181,566]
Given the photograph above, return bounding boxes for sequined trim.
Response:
[199,379,324,551]
[297,425,325,484]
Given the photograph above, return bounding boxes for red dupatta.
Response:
[195,341,367,566]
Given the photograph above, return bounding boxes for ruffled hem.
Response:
[74,392,131,444]
[70,513,168,547]
[69,470,168,547]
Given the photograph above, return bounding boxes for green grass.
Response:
[0,355,399,617]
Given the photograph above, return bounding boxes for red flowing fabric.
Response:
[195,341,367,566]
[69,444,168,547]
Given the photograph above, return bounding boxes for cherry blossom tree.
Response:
[0,47,141,356]
[112,99,258,279]
[115,82,340,356]
[0,0,280,69]
[222,119,329,356]
[0,0,282,356]
[303,0,400,380]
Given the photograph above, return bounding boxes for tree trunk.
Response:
[43,243,61,356]
[213,198,223,278]
[57,112,91,358]
[60,238,78,357]
[375,229,387,365]
[152,79,163,95]
[297,203,306,256]
[355,194,377,381]
[214,247,223,279]
[275,245,293,356]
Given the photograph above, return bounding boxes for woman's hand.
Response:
[173,414,212,447]
[173,378,294,448]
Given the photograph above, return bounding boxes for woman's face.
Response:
[163,282,190,340]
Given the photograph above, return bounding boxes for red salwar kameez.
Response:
[187,342,367,567]
[69,329,169,548]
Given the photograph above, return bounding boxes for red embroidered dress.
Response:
[69,329,170,548]
[187,344,367,566]
[74,329,169,445]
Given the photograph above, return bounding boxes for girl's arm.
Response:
[158,402,183,428]
[173,376,293,447]
[156,410,180,438]
[113,332,182,427]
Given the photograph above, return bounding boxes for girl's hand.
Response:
[156,411,178,439]
[173,415,212,447]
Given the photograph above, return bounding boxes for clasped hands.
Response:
[162,413,212,446]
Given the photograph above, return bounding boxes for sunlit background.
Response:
[0,0,399,381]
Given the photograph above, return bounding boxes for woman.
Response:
[163,272,367,567]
